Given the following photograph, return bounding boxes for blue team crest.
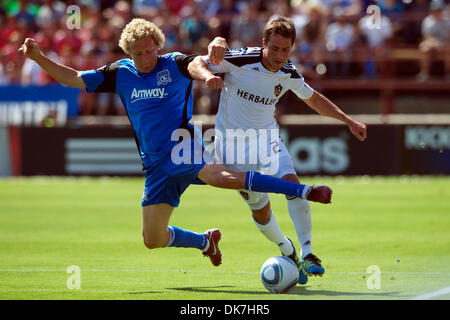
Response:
[157,69,172,86]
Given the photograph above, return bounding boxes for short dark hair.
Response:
[263,16,296,46]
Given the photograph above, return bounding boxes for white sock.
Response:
[253,211,293,256]
[287,198,313,258]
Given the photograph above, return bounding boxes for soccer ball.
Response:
[260,256,299,293]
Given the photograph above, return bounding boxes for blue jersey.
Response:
[80,53,196,169]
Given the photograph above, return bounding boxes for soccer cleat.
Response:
[303,253,325,276]
[202,228,222,266]
[298,260,309,284]
[306,185,332,204]
[282,238,308,285]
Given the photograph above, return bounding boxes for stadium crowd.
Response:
[1,0,449,115]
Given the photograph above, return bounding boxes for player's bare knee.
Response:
[143,238,162,249]
[142,232,165,249]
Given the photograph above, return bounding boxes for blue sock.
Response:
[166,226,208,250]
[245,171,310,199]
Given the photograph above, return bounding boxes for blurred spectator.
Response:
[1,16,21,50]
[417,0,450,80]
[13,0,37,30]
[0,5,5,20]
[1,37,23,84]
[358,8,393,78]
[179,3,210,51]
[1,16,28,84]
[326,12,356,77]
[52,21,83,56]
[229,1,263,48]
[103,0,132,30]
[268,0,292,21]
[268,0,310,46]
[376,0,405,39]
[209,0,240,41]
[320,0,362,18]
[35,0,66,29]
[0,53,9,85]
[376,0,405,18]
[249,0,271,17]
[132,0,163,18]
[79,35,108,68]
[360,0,374,12]
[153,3,181,53]
[165,0,190,15]
[402,0,430,44]
[296,3,328,72]
[376,0,405,14]
[204,0,222,17]
[2,0,445,115]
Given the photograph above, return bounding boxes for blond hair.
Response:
[118,18,165,54]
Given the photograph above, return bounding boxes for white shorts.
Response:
[213,130,296,210]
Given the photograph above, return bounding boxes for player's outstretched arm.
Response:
[18,38,86,88]
[303,91,367,141]
[188,57,224,90]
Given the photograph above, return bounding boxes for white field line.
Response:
[2,268,449,299]
[0,268,449,276]
[410,286,450,300]
[0,268,255,274]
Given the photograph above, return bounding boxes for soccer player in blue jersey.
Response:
[18,18,332,267]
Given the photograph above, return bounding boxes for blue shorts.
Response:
[141,138,211,207]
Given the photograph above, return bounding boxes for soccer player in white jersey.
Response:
[189,17,367,284]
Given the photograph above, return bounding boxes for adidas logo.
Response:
[303,240,311,246]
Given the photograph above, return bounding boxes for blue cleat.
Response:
[298,260,309,285]
[282,238,308,285]
[303,253,325,276]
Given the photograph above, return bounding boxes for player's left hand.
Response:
[208,37,229,65]
[205,75,224,90]
[348,120,367,141]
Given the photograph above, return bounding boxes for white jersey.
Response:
[202,47,314,132]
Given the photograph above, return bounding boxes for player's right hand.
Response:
[18,38,42,61]
[205,75,224,90]
[208,37,228,65]
[348,120,367,142]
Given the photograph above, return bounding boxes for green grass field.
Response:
[0,176,449,300]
